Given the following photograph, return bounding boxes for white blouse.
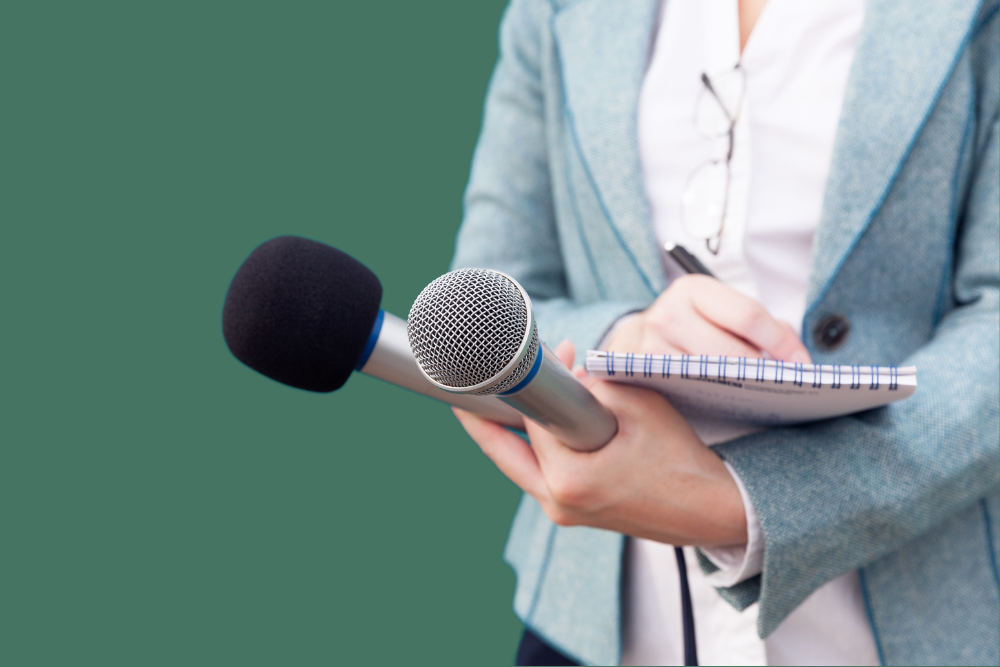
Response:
[622,1,880,664]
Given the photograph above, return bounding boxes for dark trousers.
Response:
[515,628,580,666]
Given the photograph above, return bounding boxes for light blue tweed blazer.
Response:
[451,0,1000,664]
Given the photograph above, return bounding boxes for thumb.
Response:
[553,339,576,369]
[554,339,600,389]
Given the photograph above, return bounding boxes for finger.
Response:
[682,277,811,362]
[553,339,575,369]
[588,378,687,429]
[521,416,586,480]
[574,366,602,391]
[779,322,811,363]
[651,306,761,357]
[452,408,547,498]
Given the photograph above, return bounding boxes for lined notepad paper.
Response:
[586,351,916,426]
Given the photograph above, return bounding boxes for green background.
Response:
[2,1,526,664]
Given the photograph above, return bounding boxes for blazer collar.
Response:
[806,0,984,314]
[552,0,665,296]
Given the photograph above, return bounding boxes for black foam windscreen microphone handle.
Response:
[221,236,523,427]
[223,235,382,393]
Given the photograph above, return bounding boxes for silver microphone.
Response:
[407,268,617,452]
[357,310,524,428]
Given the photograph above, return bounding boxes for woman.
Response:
[450,0,999,664]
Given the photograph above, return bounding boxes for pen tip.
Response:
[664,241,676,252]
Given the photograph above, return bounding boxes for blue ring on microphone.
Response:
[499,346,544,396]
[355,309,385,371]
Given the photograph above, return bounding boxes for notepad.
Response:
[586,351,916,428]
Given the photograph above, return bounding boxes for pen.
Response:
[665,242,716,278]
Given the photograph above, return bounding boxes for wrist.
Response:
[701,461,763,583]
[692,451,748,546]
[638,450,748,547]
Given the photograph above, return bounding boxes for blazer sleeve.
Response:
[450,0,648,357]
[712,113,1000,637]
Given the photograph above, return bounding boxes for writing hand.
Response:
[607,274,811,362]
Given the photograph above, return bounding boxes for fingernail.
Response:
[791,351,812,364]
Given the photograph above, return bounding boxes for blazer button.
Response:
[814,315,850,351]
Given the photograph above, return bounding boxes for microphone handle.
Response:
[359,312,525,429]
[499,345,618,452]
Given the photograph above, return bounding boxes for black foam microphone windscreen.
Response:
[222,235,382,392]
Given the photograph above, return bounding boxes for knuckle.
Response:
[649,308,683,335]
[543,504,577,527]
[668,273,696,297]
[660,307,682,328]
[547,474,588,510]
[734,302,766,334]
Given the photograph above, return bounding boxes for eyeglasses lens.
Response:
[681,161,729,239]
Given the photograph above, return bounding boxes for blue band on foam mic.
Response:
[499,345,544,396]
[355,309,385,371]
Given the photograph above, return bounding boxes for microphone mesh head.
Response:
[408,269,538,395]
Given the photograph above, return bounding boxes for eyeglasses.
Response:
[681,64,745,255]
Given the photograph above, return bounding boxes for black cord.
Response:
[674,546,698,666]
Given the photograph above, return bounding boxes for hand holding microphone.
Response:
[413,268,747,547]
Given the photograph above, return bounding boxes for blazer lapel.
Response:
[807,0,984,312]
[552,0,665,296]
